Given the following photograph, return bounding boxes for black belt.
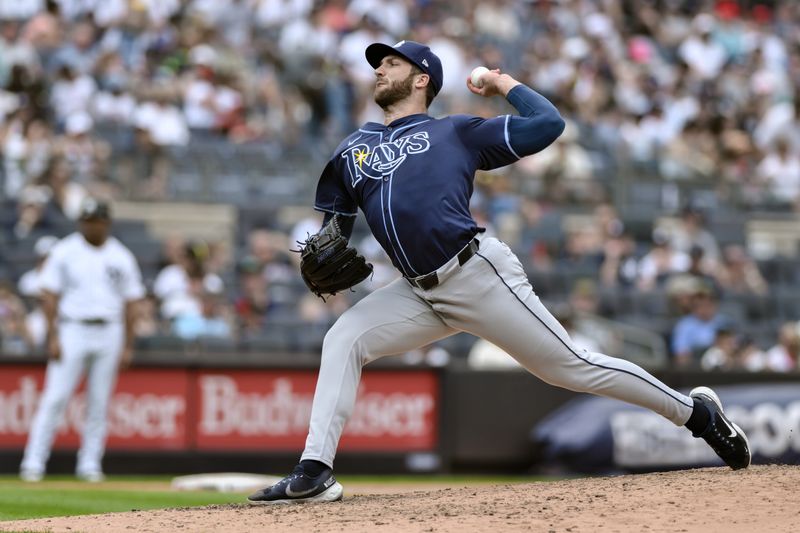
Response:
[406,238,480,291]
[63,318,111,326]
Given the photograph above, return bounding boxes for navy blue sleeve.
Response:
[314,159,359,218]
[451,84,564,170]
[451,114,520,171]
[506,84,566,157]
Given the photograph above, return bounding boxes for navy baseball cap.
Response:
[365,40,443,96]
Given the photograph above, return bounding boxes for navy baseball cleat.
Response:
[690,386,751,470]
[247,465,343,505]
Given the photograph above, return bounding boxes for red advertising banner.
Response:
[0,366,189,450]
[0,365,439,453]
[195,370,439,451]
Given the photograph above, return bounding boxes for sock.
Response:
[299,459,329,477]
[684,398,711,436]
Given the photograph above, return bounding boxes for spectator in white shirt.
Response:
[134,92,189,147]
[254,0,313,33]
[700,327,738,371]
[756,138,800,208]
[0,0,43,20]
[679,14,728,81]
[668,206,721,264]
[338,14,392,87]
[127,90,187,198]
[50,64,96,126]
[183,46,218,130]
[347,0,409,38]
[59,112,110,186]
[3,114,31,199]
[0,20,41,84]
[754,99,800,153]
[213,73,244,135]
[763,322,799,373]
[278,5,336,61]
[428,30,470,100]
[620,112,669,163]
[473,0,521,43]
[141,0,181,25]
[153,240,224,320]
[92,83,135,125]
[637,229,690,291]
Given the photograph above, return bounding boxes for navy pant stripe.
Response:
[476,252,693,409]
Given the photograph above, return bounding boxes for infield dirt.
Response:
[2,464,797,533]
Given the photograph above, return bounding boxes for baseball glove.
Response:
[298,215,373,298]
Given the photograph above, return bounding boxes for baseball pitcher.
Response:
[248,41,750,504]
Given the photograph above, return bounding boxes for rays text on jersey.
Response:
[341,132,431,186]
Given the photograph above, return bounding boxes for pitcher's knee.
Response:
[321,323,368,366]
[527,351,594,393]
[542,372,593,393]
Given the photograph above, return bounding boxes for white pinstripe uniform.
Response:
[20,232,144,478]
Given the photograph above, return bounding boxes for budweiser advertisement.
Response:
[196,370,439,451]
[0,365,439,453]
[0,366,190,450]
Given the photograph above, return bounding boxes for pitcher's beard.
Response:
[374,73,415,108]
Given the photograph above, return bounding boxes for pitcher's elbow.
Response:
[548,113,566,142]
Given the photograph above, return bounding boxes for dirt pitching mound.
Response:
[3,465,798,533]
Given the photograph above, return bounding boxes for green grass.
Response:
[0,474,561,523]
[0,480,244,521]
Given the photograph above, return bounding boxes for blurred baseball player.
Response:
[248,41,750,504]
[20,198,145,482]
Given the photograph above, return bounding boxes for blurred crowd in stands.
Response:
[0,0,799,371]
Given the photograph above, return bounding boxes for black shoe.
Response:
[690,386,751,470]
[247,465,343,505]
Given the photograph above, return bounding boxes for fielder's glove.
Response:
[298,215,373,298]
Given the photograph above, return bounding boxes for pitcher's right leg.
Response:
[301,277,455,467]
[249,278,454,504]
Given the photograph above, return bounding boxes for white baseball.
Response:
[470,66,490,88]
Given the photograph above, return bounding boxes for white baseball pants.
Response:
[301,238,694,467]
[21,322,124,476]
